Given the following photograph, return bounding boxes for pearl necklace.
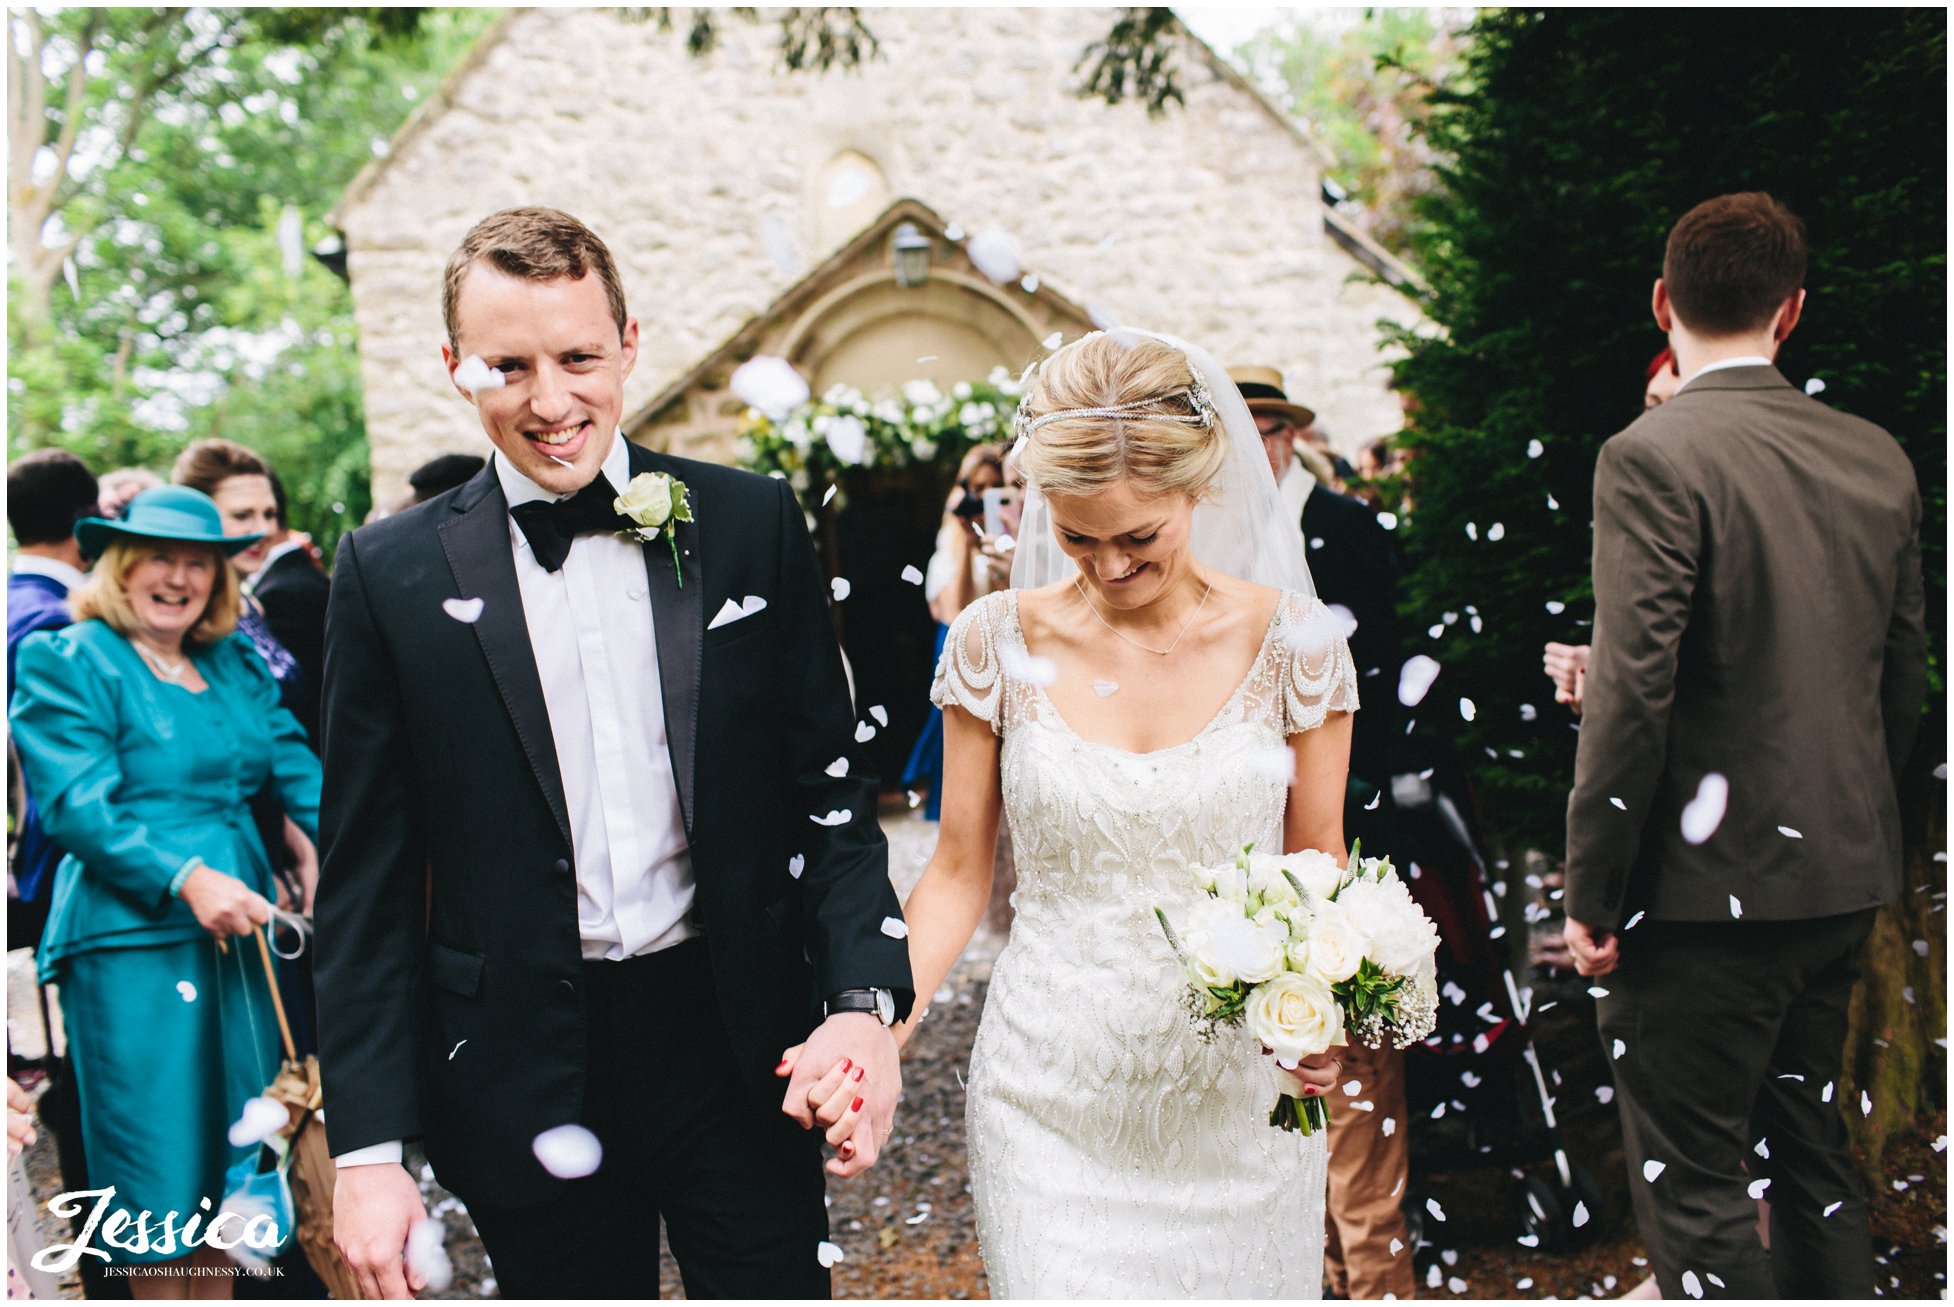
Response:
[1073,575,1214,657]
[133,638,190,682]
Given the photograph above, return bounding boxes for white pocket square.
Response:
[707,594,768,630]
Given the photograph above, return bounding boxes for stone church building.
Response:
[331,6,1422,505]
[330,7,1423,779]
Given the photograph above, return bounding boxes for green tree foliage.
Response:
[1234,9,1467,253]
[8,7,495,557]
[1391,9,1945,1167]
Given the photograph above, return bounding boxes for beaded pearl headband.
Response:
[1010,368,1220,447]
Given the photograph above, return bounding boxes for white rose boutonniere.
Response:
[615,471,694,587]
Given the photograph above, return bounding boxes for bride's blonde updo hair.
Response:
[1014,331,1226,501]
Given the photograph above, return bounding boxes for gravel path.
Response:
[15,805,1944,1298]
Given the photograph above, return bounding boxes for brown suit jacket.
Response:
[1565,364,1927,928]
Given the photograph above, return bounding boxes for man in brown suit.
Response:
[1563,192,1927,1299]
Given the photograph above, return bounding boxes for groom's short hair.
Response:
[1663,192,1807,338]
[443,207,629,349]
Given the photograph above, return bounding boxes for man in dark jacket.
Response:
[1564,192,1927,1299]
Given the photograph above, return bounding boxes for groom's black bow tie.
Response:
[509,476,631,573]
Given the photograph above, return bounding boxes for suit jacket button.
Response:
[554,859,572,876]
[557,978,577,999]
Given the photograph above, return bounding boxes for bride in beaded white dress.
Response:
[895,331,1359,1299]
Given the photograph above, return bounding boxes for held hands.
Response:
[333,1162,430,1299]
[1563,917,1620,976]
[178,864,274,939]
[777,1013,902,1179]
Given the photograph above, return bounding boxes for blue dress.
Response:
[10,620,322,1263]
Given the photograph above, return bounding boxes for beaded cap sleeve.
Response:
[1271,589,1361,734]
[928,590,1015,735]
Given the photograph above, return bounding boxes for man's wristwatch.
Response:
[824,987,897,1027]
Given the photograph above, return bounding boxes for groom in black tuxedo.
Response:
[314,208,914,1299]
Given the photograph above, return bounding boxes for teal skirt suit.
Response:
[10,619,322,1263]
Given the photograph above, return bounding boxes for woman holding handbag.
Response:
[10,486,321,1296]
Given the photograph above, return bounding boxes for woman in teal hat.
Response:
[10,485,322,1292]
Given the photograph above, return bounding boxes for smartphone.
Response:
[982,487,1017,541]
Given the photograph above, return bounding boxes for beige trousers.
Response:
[1323,1040,1416,1299]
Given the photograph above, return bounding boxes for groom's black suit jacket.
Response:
[314,443,914,1209]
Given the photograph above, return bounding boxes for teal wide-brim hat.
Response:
[74,485,263,558]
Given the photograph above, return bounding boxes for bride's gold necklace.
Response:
[1073,575,1214,657]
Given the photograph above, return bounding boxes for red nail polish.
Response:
[853,1065,866,1082]
[839,1141,854,1157]
[775,1058,790,1072]
[851,1096,864,1113]
[841,1057,852,1073]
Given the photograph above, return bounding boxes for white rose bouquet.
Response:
[1156,841,1440,1135]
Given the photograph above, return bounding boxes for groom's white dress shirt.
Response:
[1673,354,1772,394]
[334,433,696,1169]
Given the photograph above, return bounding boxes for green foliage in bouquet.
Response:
[1332,957,1407,1035]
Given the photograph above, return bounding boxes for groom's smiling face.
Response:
[443,265,640,497]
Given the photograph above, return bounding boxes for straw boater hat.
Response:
[1227,365,1317,429]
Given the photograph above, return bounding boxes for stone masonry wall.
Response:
[340,7,1420,505]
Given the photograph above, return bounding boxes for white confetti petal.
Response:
[1596,1085,1615,1104]
[901,564,924,585]
[1465,522,1478,540]
[1706,1274,1725,1289]
[1516,1234,1540,1248]
[1823,1200,1843,1217]
[1643,1159,1666,1182]
[855,721,876,743]
[1610,796,1628,810]
[1748,1177,1771,1200]
[1572,1200,1590,1228]
[1545,600,1566,615]
[1805,377,1826,396]
[1244,745,1297,785]
[1822,1081,1834,1103]
[227,1096,289,1148]
[1624,910,1646,930]
[177,981,198,1002]
[1092,678,1119,698]
[816,1240,845,1268]
[831,577,852,602]
[1448,1278,1467,1294]
[1488,522,1506,541]
[880,916,909,940]
[788,854,806,879]
[730,356,811,421]
[532,1124,603,1179]
[1612,1039,1626,1059]
[999,644,1059,688]
[1376,510,1399,531]
[812,809,851,827]
[1754,1137,1770,1158]
[965,227,1022,285]
[1381,1117,1396,1136]
[824,415,869,466]
[1516,1277,1534,1291]
[1587,986,1610,998]
[448,1039,467,1060]
[1681,1270,1704,1300]
[453,355,505,395]
[1389,1238,1403,1256]
[1861,1090,1872,1117]
[870,704,889,727]
[822,484,838,507]
[1527,439,1545,458]
[1425,1197,1446,1222]
[1778,825,1803,839]
[1042,331,1063,350]
[1398,655,1441,707]
[1459,697,1477,722]
[1680,772,1729,844]
[825,757,849,778]
[406,1218,455,1294]
[1020,273,1040,293]
[442,597,485,624]
[1729,894,1743,919]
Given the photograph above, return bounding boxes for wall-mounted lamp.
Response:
[891,223,931,289]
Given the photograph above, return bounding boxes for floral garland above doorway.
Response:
[735,367,1025,512]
